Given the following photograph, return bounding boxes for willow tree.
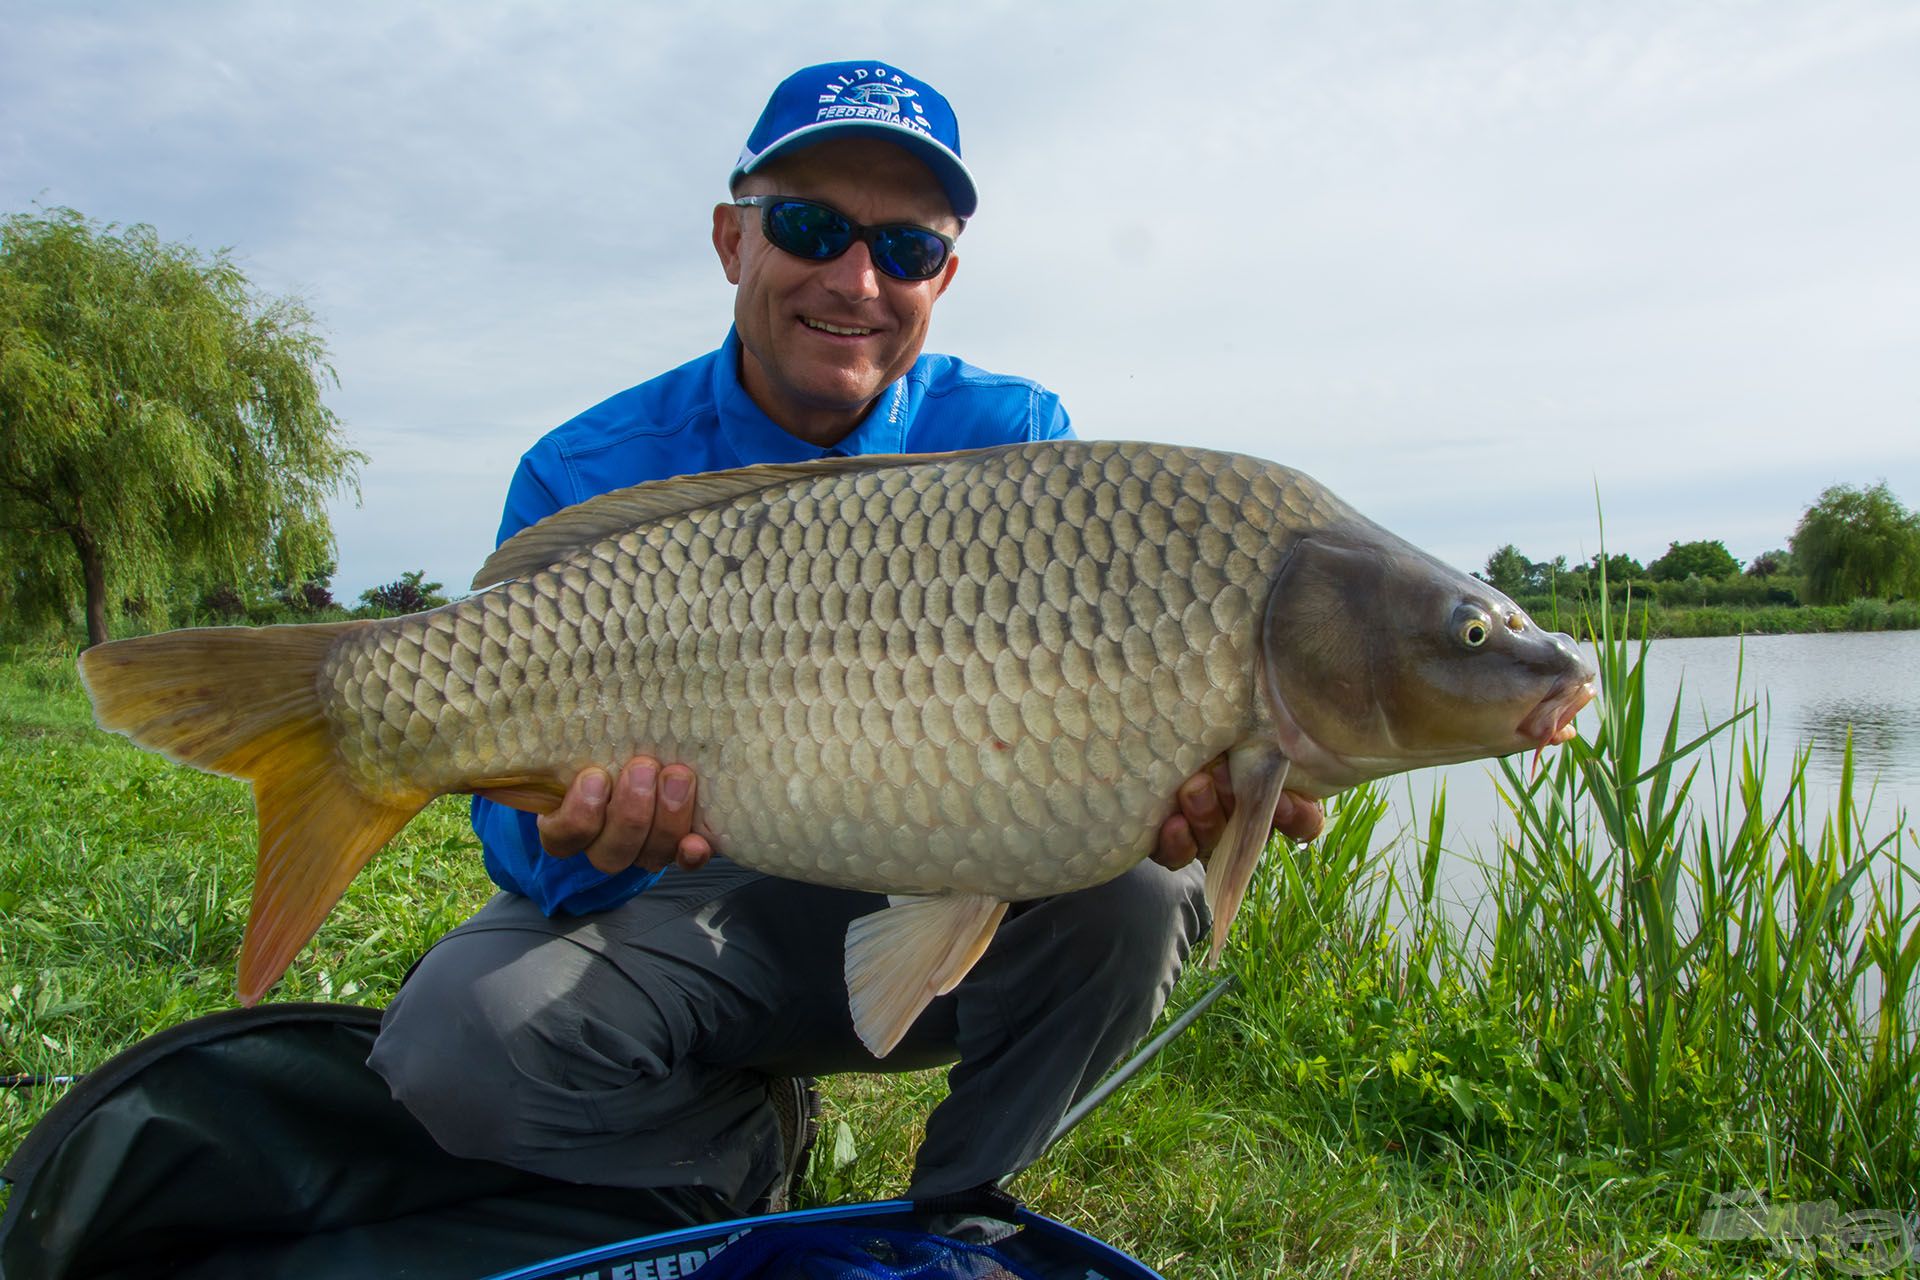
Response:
[1790,481,1920,605]
[0,208,361,646]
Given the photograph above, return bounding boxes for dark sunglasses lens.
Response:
[765,201,850,260]
[870,228,949,280]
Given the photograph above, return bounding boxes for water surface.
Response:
[1378,629,1920,905]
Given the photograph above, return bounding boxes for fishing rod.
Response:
[0,1074,81,1090]
[1001,974,1237,1187]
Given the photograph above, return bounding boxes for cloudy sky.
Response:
[5,1,1916,599]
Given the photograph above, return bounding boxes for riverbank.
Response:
[1514,595,1920,639]
[2,638,1914,1276]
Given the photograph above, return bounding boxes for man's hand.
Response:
[1151,754,1324,871]
[538,756,713,876]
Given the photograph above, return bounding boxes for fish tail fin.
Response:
[78,624,430,1002]
[242,745,426,1002]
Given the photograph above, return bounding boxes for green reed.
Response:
[1226,583,1920,1215]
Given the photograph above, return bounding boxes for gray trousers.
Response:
[368,855,1206,1210]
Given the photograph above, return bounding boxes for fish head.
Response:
[1258,529,1597,793]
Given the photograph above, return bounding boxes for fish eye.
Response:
[1452,604,1493,649]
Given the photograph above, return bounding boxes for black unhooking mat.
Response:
[0,1003,735,1279]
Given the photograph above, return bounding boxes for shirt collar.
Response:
[711,327,912,464]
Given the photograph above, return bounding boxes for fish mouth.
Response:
[1519,676,1597,750]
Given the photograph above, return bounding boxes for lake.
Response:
[1376,629,1920,908]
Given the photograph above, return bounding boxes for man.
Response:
[369,60,1322,1220]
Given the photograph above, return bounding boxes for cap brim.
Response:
[730,120,977,220]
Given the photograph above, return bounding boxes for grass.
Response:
[2,611,1917,1276]
[0,640,494,1142]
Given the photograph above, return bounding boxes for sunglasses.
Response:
[733,196,955,282]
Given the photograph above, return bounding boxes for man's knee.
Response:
[370,927,660,1163]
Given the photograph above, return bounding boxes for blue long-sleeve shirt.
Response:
[477,327,1075,915]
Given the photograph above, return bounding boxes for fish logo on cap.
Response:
[816,67,932,135]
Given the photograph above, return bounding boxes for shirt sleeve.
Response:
[1033,387,1074,441]
[472,446,666,916]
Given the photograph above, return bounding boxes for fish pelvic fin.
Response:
[1202,745,1291,966]
[469,776,570,814]
[844,893,1008,1058]
[77,624,430,1003]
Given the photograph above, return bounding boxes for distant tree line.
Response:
[1479,483,1920,610]
[187,566,452,625]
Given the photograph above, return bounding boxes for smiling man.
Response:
[369,60,1322,1225]
[723,138,961,445]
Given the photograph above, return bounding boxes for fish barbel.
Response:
[79,441,1595,1053]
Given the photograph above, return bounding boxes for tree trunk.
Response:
[70,525,110,649]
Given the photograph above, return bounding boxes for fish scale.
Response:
[320,442,1303,899]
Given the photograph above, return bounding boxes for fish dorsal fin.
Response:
[471,448,983,590]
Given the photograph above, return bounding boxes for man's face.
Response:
[712,136,961,445]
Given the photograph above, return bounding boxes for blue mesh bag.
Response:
[690,1225,1026,1279]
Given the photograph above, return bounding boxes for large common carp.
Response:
[80,441,1595,1054]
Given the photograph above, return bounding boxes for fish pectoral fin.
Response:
[469,776,569,815]
[1202,744,1291,967]
[844,893,1009,1059]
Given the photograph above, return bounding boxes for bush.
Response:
[285,579,336,613]
[199,585,246,620]
[357,570,448,616]
[1648,540,1740,582]
[1844,597,1920,630]
[1511,574,1807,631]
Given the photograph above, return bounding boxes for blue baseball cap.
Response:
[730,61,978,220]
